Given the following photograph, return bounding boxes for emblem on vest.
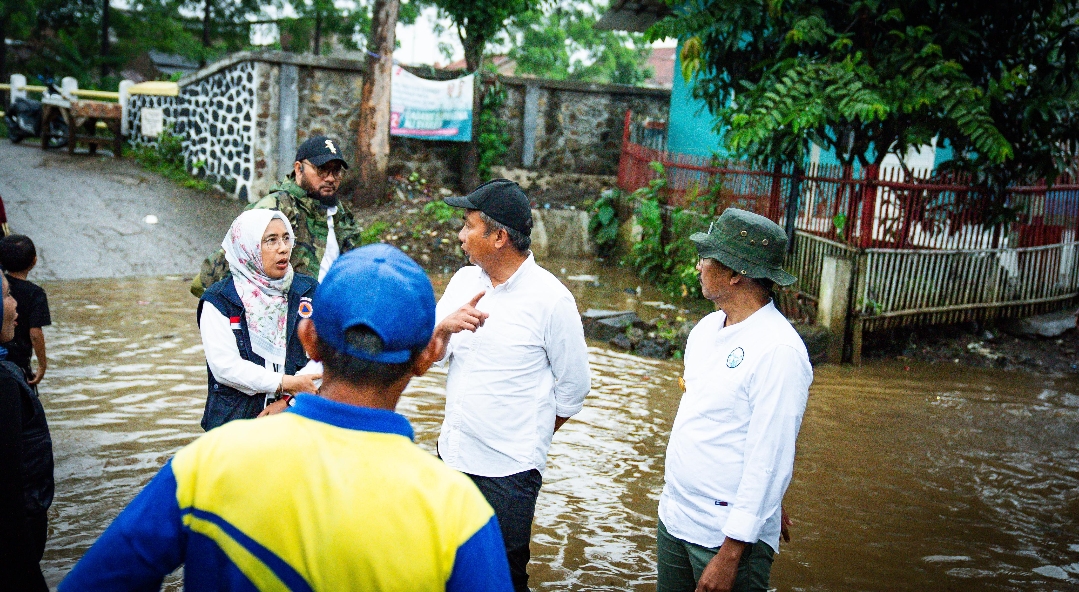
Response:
[726,347,744,368]
[298,297,313,319]
[229,316,241,331]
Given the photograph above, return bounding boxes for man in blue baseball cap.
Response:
[61,244,513,592]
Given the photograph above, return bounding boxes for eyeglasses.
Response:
[262,235,293,249]
[303,160,344,180]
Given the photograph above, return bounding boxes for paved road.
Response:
[0,141,245,280]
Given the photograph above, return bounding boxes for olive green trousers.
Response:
[656,519,775,592]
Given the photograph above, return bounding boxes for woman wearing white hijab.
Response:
[197,209,321,431]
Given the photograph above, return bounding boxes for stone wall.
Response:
[126,51,671,201]
[498,77,669,175]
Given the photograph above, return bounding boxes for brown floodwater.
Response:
[35,263,1079,591]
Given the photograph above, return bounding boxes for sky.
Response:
[114,0,675,67]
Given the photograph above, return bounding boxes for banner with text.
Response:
[390,66,473,142]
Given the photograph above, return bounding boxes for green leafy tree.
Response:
[428,0,544,189]
[507,0,653,86]
[648,0,1079,179]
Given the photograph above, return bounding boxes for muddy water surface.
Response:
[37,269,1079,591]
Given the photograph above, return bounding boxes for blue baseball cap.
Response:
[311,244,435,364]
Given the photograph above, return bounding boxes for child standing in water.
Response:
[0,235,50,388]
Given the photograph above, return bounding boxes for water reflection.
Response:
[37,273,1079,591]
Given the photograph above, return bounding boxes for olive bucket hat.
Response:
[690,208,797,286]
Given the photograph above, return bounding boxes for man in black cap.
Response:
[191,135,365,297]
[429,179,592,591]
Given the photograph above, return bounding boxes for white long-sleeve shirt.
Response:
[317,206,339,282]
[200,305,283,396]
[659,302,812,553]
[436,254,591,478]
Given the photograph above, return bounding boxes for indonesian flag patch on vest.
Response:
[229,316,242,330]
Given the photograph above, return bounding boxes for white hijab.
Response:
[222,209,295,366]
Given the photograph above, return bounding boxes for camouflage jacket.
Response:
[191,178,363,297]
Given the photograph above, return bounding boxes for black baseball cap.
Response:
[295,135,349,169]
[445,179,533,236]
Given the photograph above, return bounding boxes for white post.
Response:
[60,76,79,100]
[818,255,853,363]
[10,74,27,104]
[118,79,134,136]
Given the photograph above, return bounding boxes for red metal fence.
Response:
[617,111,1079,250]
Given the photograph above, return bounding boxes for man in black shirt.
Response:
[0,235,50,386]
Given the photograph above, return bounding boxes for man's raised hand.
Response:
[429,292,489,362]
[441,291,489,334]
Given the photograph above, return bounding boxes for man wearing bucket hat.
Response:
[62,245,513,591]
[431,179,591,592]
[657,208,812,592]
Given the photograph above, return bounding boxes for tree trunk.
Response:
[460,35,484,192]
[200,0,212,66]
[314,9,322,55]
[353,0,399,207]
[100,0,110,79]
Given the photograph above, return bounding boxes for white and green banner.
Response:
[390,66,473,142]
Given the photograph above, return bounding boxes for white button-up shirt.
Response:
[317,206,339,282]
[436,254,591,478]
[659,302,812,552]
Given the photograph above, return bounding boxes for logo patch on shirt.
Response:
[298,298,313,319]
[229,316,241,330]
[714,500,729,506]
[726,347,744,368]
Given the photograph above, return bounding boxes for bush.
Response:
[131,127,213,192]
[622,162,710,301]
[588,189,621,258]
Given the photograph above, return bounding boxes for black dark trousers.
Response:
[467,469,543,592]
[9,510,49,592]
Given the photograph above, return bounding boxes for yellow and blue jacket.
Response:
[60,395,512,591]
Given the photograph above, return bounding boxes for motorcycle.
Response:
[5,85,68,148]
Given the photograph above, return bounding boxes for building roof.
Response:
[147,50,199,75]
[595,0,671,33]
[645,46,675,88]
[439,55,517,76]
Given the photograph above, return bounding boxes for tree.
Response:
[430,0,544,189]
[649,0,1079,182]
[354,0,399,205]
[160,0,263,66]
[507,0,653,86]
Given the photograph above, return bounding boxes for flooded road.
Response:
[36,269,1079,591]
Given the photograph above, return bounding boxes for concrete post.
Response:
[60,77,79,100]
[118,80,134,136]
[10,74,27,104]
[277,64,299,182]
[521,84,539,167]
[817,255,853,363]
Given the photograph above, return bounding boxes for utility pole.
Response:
[200,0,212,66]
[313,6,322,55]
[100,0,110,79]
[353,0,399,206]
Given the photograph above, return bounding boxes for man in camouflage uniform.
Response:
[191,136,365,297]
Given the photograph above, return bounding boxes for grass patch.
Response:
[360,221,389,245]
[130,128,214,192]
[423,200,457,224]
